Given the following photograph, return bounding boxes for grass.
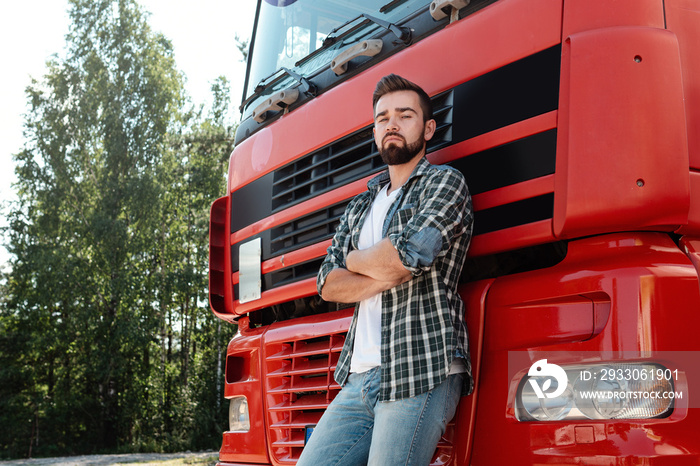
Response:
[116,453,218,466]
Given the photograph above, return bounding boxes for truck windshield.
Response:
[245,0,428,110]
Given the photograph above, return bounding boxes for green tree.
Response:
[1,0,237,457]
[163,77,235,449]
[2,0,184,456]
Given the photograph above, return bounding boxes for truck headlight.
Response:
[516,362,676,421]
[229,396,250,432]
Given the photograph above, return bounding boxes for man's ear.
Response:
[424,119,436,141]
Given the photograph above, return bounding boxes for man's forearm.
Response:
[346,238,412,282]
[320,267,401,303]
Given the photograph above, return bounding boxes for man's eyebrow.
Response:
[374,107,418,119]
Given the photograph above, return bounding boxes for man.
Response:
[298,74,473,466]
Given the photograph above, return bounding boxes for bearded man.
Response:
[298,74,474,466]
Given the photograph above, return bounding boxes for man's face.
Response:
[373,90,435,166]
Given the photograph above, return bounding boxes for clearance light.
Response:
[229,396,250,432]
[516,362,676,421]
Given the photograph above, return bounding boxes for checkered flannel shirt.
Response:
[317,156,474,401]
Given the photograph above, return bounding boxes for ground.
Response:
[0,451,218,466]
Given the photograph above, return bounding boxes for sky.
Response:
[0,0,258,269]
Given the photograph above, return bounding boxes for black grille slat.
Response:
[270,202,349,257]
[272,134,374,187]
[272,219,333,247]
[473,193,554,236]
[271,129,380,212]
[266,259,325,290]
[273,153,376,203]
[426,91,453,152]
[327,150,380,182]
[450,129,557,195]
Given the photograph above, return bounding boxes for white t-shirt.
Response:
[350,184,399,374]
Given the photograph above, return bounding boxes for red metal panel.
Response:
[220,317,270,464]
[665,0,700,169]
[562,0,665,38]
[233,278,318,316]
[470,232,700,464]
[473,175,554,212]
[554,26,689,239]
[469,219,553,257]
[452,280,492,466]
[677,171,700,236]
[487,294,599,350]
[210,196,236,321]
[680,236,700,285]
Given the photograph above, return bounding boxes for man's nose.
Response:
[385,115,400,132]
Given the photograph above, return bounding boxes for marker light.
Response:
[516,362,676,421]
[229,396,250,432]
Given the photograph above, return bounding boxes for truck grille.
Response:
[270,90,454,214]
[265,331,345,463]
[230,46,560,296]
[263,326,456,464]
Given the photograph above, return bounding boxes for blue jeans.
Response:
[297,367,463,466]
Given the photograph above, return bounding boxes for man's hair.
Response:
[372,74,433,122]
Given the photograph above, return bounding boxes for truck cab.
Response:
[210,0,700,464]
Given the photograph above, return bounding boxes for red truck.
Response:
[209,0,700,464]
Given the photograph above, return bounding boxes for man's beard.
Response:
[379,133,426,166]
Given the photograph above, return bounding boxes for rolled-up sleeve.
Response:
[317,197,357,295]
[388,168,472,276]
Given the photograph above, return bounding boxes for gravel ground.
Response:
[0,451,218,466]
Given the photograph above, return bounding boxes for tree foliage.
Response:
[0,0,235,458]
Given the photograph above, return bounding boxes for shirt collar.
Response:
[367,156,431,193]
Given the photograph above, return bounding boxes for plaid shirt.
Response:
[317,157,474,401]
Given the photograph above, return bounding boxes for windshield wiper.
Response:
[362,13,413,44]
[240,67,317,113]
[292,12,412,71]
[323,13,412,49]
